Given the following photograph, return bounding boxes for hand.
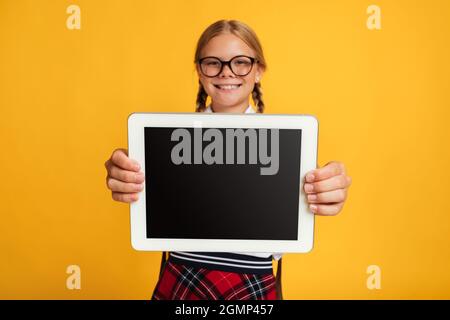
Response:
[104,148,145,203]
[303,161,352,216]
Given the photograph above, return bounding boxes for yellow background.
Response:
[1,0,449,299]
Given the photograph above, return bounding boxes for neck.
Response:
[211,100,249,113]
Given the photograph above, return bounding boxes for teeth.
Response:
[217,85,240,90]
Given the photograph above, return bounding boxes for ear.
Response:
[255,65,265,83]
[196,64,206,87]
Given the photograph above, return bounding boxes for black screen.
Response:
[144,127,301,240]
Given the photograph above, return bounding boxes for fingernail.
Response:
[304,183,314,193]
[310,204,317,213]
[306,173,315,182]
[307,194,317,201]
[134,163,141,171]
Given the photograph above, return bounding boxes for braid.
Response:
[252,82,265,113]
[195,81,208,112]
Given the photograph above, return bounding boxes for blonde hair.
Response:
[194,20,267,113]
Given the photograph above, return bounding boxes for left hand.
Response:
[303,161,352,216]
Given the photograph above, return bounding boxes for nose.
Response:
[219,63,235,78]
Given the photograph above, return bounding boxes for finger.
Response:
[104,159,111,170]
[111,148,140,172]
[309,202,344,216]
[304,174,349,194]
[305,161,346,183]
[106,177,144,193]
[112,192,140,203]
[306,188,347,204]
[109,164,145,183]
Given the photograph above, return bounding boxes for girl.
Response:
[104,20,352,300]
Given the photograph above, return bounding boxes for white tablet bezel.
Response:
[128,112,318,253]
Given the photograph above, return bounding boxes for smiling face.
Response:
[196,33,264,113]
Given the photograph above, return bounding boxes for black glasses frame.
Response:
[197,55,258,78]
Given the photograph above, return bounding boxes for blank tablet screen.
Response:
[144,127,302,240]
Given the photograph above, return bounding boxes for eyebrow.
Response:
[200,54,252,60]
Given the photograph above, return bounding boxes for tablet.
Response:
[128,112,318,253]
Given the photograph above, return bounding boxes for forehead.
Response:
[200,33,254,59]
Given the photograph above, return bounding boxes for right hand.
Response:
[105,148,145,203]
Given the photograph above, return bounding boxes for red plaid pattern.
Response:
[152,260,277,300]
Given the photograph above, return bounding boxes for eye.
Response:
[233,58,252,66]
[202,59,221,67]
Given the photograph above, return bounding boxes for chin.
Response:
[213,96,244,107]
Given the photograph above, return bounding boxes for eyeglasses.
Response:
[197,55,258,77]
